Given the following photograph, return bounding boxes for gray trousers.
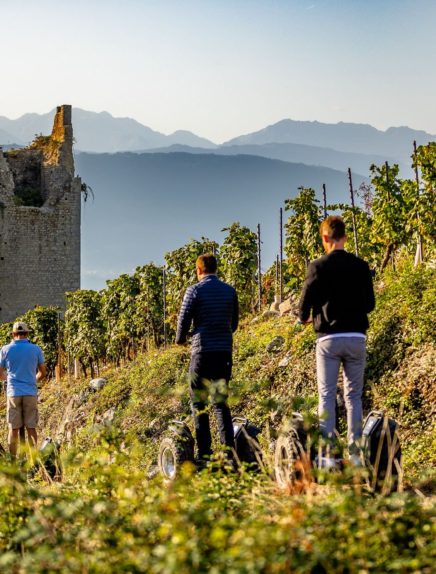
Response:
[316,336,366,447]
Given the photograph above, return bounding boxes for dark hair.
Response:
[196,253,217,274]
[320,215,346,241]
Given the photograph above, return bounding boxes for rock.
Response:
[278,353,291,368]
[270,295,281,312]
[266,336,285,353]
[262,310,280,319]
[279,298,293,316]
[101,407,116,424]
[89,377,108,392]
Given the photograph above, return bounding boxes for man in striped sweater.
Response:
[176,254,239,465]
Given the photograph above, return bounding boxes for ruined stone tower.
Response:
[0,105,81,323]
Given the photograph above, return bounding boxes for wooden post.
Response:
[385,161,394,270]
[74,358,80,380]
[413,140,424,264]
[279,208,283,302]
[276,254,279,297]
[322,183,327,219]
[257,223,262,311]
[55,311,62,383]
[348,168,359,257]
[162,266,167,347]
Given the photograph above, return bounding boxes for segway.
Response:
[38,437,62,480]
[274,411,402,494]
[157,417,262,480]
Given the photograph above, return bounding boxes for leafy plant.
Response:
[284,187,323,290]
[220,222,258,314]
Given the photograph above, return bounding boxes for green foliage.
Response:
[0,322,13,347]
[284,187,323,290]
[101,274,140,363]
[164,237,219,330]
[0,443,434,573]
[370,163,411,264]
[64,290,105,376]
[18,306,61,376]
[220,222,258,314]
[134,262,165,348]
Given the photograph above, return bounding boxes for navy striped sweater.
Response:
[175,275,239,353]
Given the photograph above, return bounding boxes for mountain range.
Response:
[1,108,434,171]
[1,107,434,290]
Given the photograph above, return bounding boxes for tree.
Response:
[284,187,323,289]
[134,263,164,349]
[220,222,258,315]
[64,290,105,377]
[101,274,140,364]
[412,142,436,254]
[370,163,411,270]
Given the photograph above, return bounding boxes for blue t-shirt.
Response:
[0,339,44,397]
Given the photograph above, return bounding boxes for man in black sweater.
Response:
[299,216,375,464]
[176,254,239,464]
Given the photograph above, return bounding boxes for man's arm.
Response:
[232,290,239,333]
[175,287,196,345]
[298,262,318,323]
[0,350,6,381]
[364,262,376,314]
[37,364,46,382]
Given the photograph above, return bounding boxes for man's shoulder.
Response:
[318,250,369,268]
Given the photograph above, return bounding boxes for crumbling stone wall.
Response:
[0,105,81,323]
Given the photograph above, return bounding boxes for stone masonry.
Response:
[0,105,81,323]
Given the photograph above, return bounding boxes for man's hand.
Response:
[0,366,6,382]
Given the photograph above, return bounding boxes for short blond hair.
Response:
[320,216,346,241]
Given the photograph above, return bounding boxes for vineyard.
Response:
[0,146,435,572]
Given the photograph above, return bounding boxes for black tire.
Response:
[233,418,263,469]
[362,411,402,494]
[274,430,311,491]
[158,435,194,480]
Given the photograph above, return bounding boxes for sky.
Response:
[1,0,435,143]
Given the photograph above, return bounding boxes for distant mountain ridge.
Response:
[0,108,217,153]
[0,109,434,164]
[223,119,435,160]
[141,142,396,176]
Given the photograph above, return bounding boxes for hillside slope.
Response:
[0,260,434,573]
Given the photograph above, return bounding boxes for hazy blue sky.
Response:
[1,0,435,142]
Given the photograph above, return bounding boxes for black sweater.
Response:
[298,250,375,337]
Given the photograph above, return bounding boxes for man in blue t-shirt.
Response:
[0,322,46,456]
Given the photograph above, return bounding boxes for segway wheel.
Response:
[158,435,194,480]
[274,430,311,492]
